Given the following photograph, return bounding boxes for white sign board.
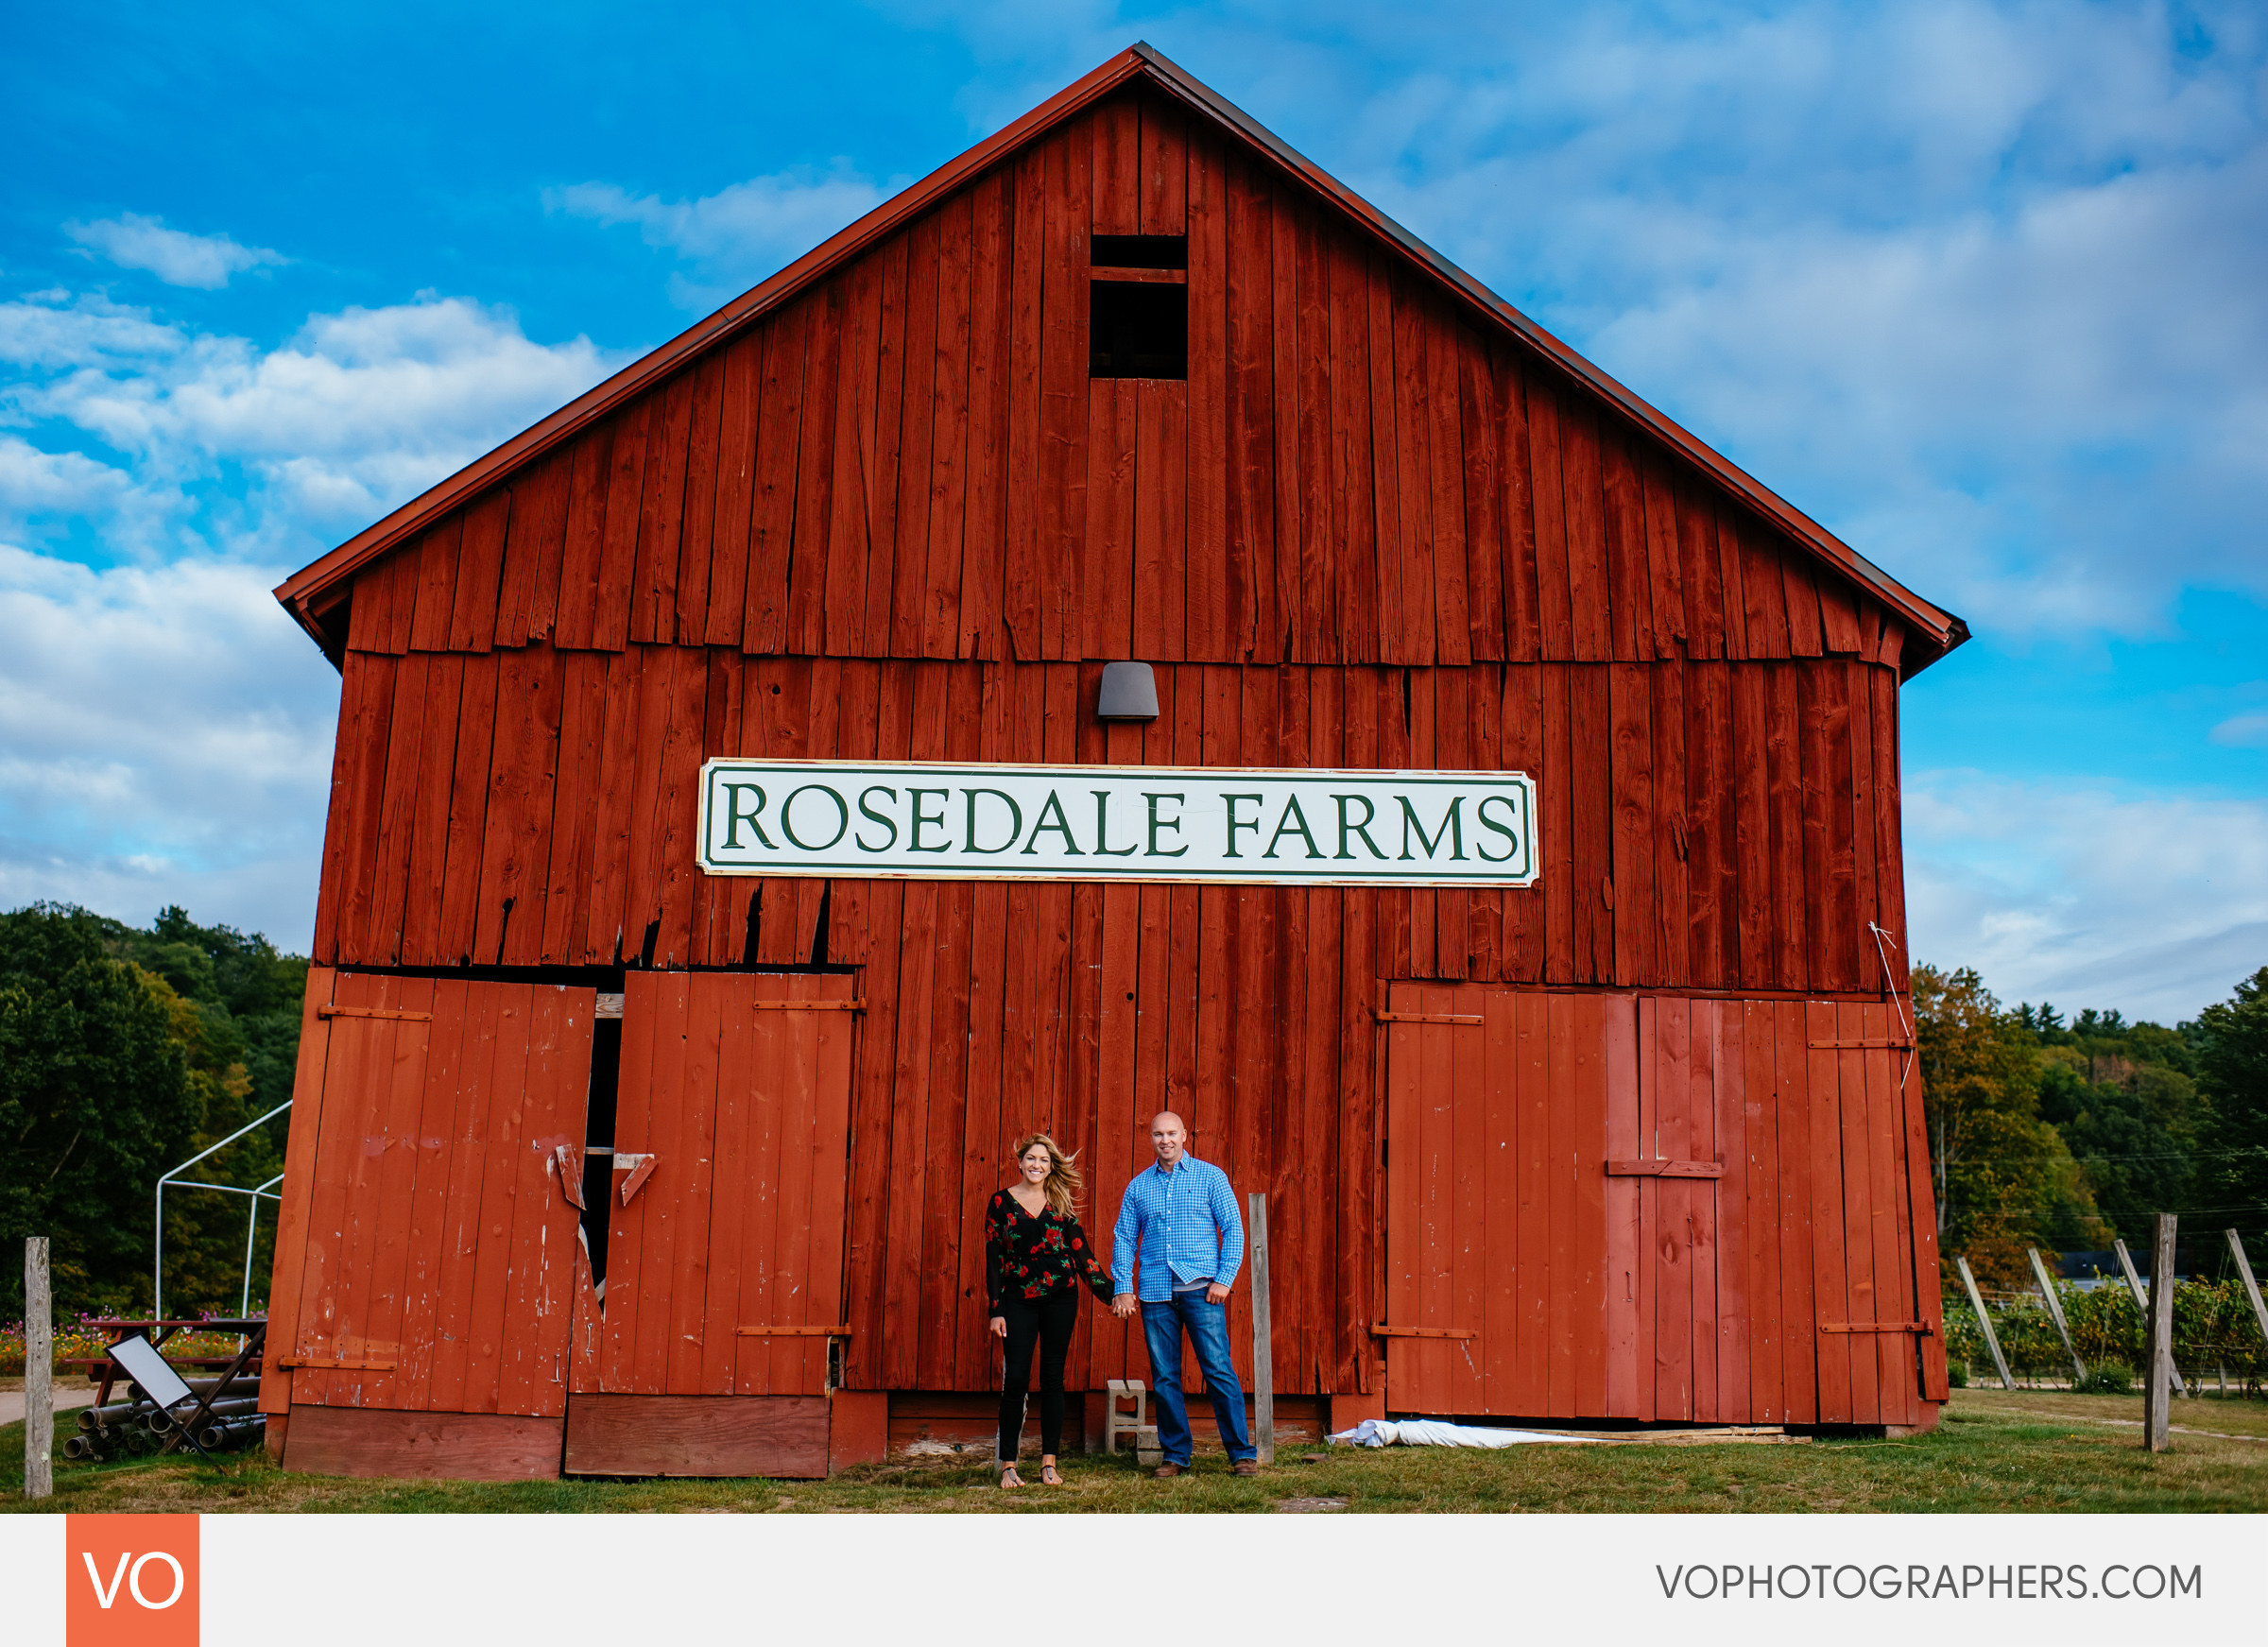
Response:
[697,761,1538,886]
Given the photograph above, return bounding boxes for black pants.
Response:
[997,1288,1078,1462]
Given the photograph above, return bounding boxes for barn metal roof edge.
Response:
[275,41,1967,676]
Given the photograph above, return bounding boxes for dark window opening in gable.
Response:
[1091,281,1187,379]
[1091,234,1187,270]
[1091,232,1188,380]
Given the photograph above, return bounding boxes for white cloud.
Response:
[1905,771,2268,1022]
[0,284,621,942]
[65,213,286,289]
[0,289,189,370]
[0,544,338,947]
[0,435,138,517]
[551,163,893,307]
[0,289,620,556]
[2210,711,2268,749]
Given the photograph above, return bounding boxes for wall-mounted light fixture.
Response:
[1096,661,1160,721]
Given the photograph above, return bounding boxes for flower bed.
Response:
[1,1313,263,1378]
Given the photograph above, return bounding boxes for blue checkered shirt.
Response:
[1108,1155,1245,1303]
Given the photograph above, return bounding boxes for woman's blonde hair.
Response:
[1011,1132,1084,1218]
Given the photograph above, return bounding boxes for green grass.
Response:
[6,1387,2263,1515]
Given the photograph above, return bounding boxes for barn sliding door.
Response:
[1383,986,1945,1428]
[262,971,595,1418]
[1381,985,1640,1418]
[1627,997,1738,1423]
[592,970,857,1398]
[1632,997,1939,1428]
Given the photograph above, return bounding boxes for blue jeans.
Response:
[1141,1293,1254,1465]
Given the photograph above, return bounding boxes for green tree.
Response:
[2192,966,2268,1255]
[124,903,307,1120]
[1,902,306,1321]
[2037,1043,2202,1245]
[1915,964,2106,1286]
[0,907,204,1318]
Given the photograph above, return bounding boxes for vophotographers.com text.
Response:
[1658,1563,2202,1602]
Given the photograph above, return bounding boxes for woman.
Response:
[986,1131,1114,1486]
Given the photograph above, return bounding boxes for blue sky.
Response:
[2,1,2261,1022]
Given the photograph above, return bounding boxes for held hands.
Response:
[989,1315,1007,1338]
[1108,1287,1227,1311]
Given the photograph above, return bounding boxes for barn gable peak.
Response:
[277,43,1965,674]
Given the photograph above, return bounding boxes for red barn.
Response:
[261,43,1965,1480]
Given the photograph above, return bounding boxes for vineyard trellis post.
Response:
[1956,1256,2015,1390]
[2228,1230,2268,1350]
[2027,1246,2085,1385]
[2115,1237,2184,1395]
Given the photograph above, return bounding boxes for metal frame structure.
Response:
[153,1101,290,1322]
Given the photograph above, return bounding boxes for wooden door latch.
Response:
[1370,1324,1478,1341]
[1605,1159,1725,1178]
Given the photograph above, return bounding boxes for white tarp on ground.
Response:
[1328,1418,1595,1448]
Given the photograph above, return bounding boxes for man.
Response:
[1109,1110,1260,1478]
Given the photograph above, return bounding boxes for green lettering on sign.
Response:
[1476,794,1521,864]
[1144,793,1188,857]
[1023,790,1081,855]
[1398,795,1464,861]
[1263,796,1321,860]
[1334,794,1385,860]
[856,786,899,851]
[723,783,774,849]
[909,788,952,852]
[1093,791,1138,857]
[964,788,1022,854]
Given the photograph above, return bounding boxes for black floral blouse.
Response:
[985,1190,1115,1311]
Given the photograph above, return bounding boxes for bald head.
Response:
[1148,1110,1188,1168]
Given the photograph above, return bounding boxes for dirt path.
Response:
[0,1385,100,1427]
[1985,1405,2268,1443]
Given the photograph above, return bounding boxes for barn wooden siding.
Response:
[308,647,1914,1403]
[314,83,1916,995]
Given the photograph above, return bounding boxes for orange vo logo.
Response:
[66,1516,198,1646]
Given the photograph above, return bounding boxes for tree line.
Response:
[1,902,302,1321]
[3,897,2264,1318]
[1916,962,2268,1287]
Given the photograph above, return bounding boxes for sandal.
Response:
[998,1464,1026,1488]
[1040,1462,1064,1486]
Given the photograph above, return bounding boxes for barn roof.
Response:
[275,43,1967,674]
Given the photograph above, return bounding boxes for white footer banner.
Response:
[3,1513,2257,1645]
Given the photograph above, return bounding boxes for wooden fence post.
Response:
[2227,1229,2268,1349]
[2027,1247,2086,1385]
[1247,1192,1274,1466]
[2144,1214,2176,1453]
[1956,1256,2015,1391]
[24,1236,52,1499]
[2115,1238,2184,1395]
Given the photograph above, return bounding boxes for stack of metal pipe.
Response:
[63,1371,266,1461]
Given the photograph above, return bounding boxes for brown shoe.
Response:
[1232,1462,1261,1477]
[1153,1463,1185,1479]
